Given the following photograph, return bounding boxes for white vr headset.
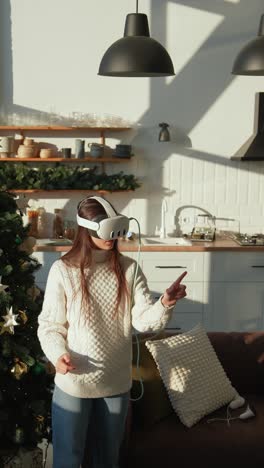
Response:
[76,196,130,241]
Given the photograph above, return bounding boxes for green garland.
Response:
[0,163,141,191]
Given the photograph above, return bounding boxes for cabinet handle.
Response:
[251,265,264,268]
[155,266,187,269]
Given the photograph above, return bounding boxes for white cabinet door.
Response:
[140,252,204,331]
[141,252,203,282]
[207,252,264,282]
[206,283,264,332]
[204,252,264,331]
[149,281,203,331]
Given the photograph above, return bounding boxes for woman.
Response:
[37,196,187,468]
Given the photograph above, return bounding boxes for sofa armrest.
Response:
[208,332,264,395]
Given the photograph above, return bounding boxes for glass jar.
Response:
[27,209,39,238]
[53,209,64,239]
[63,220,76,241]
[37,207,47,238]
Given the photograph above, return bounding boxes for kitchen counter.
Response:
[33,238,264,252]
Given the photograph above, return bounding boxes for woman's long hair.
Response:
[61,197,129,316]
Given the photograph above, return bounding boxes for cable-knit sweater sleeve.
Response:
[131,263,174,333]
[37,261,68,366]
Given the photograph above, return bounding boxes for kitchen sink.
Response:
[141,237,192,246]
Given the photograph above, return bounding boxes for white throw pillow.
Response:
[145,324,237,428]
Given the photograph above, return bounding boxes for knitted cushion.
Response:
[145,324,237,428]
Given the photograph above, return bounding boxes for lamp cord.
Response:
[136,0,138,13]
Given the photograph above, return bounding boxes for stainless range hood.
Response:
[232,92,264,161]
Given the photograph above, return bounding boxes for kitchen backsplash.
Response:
[23,151,264,238]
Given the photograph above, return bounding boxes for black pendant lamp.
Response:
[232,14,264,75]
[98,0,175,77]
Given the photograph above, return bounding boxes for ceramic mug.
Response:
[62,148,71,159]
[23,138,34,147]
[40,148,53,159]
[88,143,104,158]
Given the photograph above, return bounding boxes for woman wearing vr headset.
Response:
[38,196,187,468]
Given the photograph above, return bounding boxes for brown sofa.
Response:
[121,331,264,468]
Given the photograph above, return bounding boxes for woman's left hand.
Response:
[161,271,187,307]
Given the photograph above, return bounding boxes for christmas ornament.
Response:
[8,424,25,444]
[18,309,28,325]
[27,285,41,301]
[2,306,18,334]
[0,321,6,335]
[0,276,8,294]
[20,260,31,271]
[19,353,35,367]
[34,415,45,436]
[15,235,23,245]
[15,194,29,215]
[10,358,29,380]
[31,362,45,375]
[0,320,14,335]
[18,236,36,255]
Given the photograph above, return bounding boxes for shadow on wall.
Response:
[1,0,264,231]
[129,0,264,233]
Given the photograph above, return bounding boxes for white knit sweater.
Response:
[37,250,173,398]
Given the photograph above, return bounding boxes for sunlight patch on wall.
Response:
[165,3,223,85]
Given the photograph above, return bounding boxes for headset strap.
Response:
[89,196,117,218]
[76,214,99,230]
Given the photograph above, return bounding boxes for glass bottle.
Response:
[53,209,64,239]
[37,207,47,239]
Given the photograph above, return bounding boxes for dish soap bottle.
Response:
[53,209,64,239]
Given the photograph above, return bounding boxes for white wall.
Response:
[1,0,264,237]
[2,2,264,464]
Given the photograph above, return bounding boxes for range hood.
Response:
[232,92,264,161]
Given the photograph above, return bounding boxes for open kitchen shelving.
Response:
[0,125,137,193]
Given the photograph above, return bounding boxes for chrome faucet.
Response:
[160,198,168,238]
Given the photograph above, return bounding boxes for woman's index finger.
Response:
[175,271,187,285]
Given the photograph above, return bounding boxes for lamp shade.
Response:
[232,14,264,75]
[98,13,175,77]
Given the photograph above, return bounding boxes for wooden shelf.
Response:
[0,126,131,132]
[1,126,136,196]
[8,189,134,194]
[0,157,131,163]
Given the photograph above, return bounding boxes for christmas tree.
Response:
[0,191,53,450]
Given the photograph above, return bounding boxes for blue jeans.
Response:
[52,385,130,468]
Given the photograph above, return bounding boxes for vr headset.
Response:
[76,196,130,241]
